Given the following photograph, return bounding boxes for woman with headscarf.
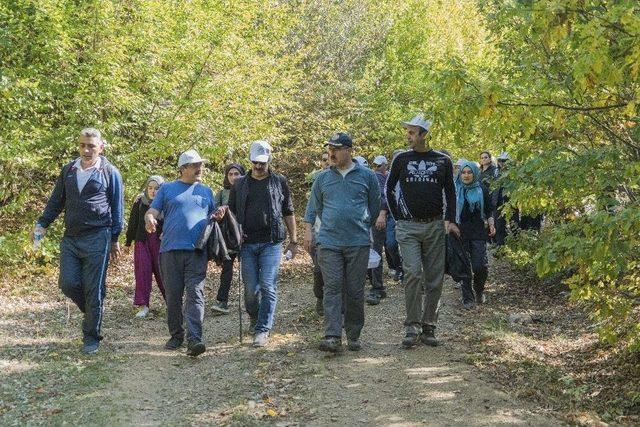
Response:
[125,175,166,318]
[211,163,246,314]
[455,161,496,309]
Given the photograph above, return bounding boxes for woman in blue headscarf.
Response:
[454,160,496,309]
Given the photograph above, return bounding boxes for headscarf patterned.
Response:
[454,160,485,224]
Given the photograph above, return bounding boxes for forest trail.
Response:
[1,252,563,426]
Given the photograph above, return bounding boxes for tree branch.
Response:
[497,100,628,111]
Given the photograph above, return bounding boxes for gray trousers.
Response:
[396,220,445,334]
[317,245,369,341]
[367,225,386,294]
[160,250,208,343]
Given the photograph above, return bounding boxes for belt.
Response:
[409,216,442,224]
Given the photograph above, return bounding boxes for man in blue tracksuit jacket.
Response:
[32,128,124,354]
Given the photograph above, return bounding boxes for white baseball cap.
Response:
[178,149,208,168]
[354,156,369,167]
[249,140,272,163]
[373,155,388,166]
[402,114,432,132]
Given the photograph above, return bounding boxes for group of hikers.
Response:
[30,114,519,356]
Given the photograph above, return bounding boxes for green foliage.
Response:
[1,0,639,350]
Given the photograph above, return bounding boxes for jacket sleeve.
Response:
[443,158,456,223]
[125,198,140,246]
[38,165,68,228]
[109,166,125,242]
[281,176,294,217]
[385,157,401,220]
[228,181,238,215]
[368,172,381,223]
[483,185,495,220]
[304,176,322,224]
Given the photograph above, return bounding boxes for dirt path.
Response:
[100,254,561,426]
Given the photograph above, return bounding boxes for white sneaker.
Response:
[253,332,269,347]
[387,269,396,278]
[135,306,149,318]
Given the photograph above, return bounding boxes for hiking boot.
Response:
[475,293,486,304]
[462,300,475,310]
[387,269,396,278]
[319,337,342,353]
[420,326,439,347]
[186,341,206,357]
[315,298,324,316]
[347,339,362,351]
[135,305,149,318]
[395,271,404,283]
[212,301,230,314]
[82,340,100,354]
[365,293,381,306]
[402,333,419,349]
[253,332,269,347]
[164,337,184,350]
[453,281,461,289]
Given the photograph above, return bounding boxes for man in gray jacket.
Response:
[303,133,381,352]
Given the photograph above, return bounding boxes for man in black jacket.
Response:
[227,140,298,347]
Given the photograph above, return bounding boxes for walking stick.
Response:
[237,255,243,344]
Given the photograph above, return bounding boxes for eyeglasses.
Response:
[252,161,266,166]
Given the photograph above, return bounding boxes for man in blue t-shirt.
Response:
[145,149,216,357]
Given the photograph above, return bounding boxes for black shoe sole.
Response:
[165,340,184,350]
[402,336,419,348]
[187,342,206,357]
[366,298,381,306]
[319,341,342,353]
[420,336,439,347]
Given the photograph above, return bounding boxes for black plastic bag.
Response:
[445,233,472,282]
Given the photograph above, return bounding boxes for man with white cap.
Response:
[227,140,297,347]
[144,149,216,357]
[494,152,510,245]
[32,128,124,354]
[365,154,390,305]
[386,114,458,348]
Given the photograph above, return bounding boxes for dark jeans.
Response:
[385,216,402,272]
[160,250,208,343]
[460,239,489,303]
[495,214,508,246]
[317,245,369,340]
[310,244,324,300]
[58,228,111,343]
[216,253,237,303]
[367,224,386,295]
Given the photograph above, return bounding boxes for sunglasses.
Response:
[252,161,266,166]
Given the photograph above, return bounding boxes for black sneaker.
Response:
[319,337,342,353]
[212,301,230,314]
[186,341,206,357]
[462,300,475,310]
[395,271,404,282]
[164,337,184,350]
[402,333,419,349]
[365,293,381,306]
[420,326,439,347]
[347,339,362,351]
[315,298,324,316]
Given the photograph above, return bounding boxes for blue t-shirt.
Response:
[150,181,215,253]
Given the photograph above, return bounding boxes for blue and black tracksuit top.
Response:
[38,156,124,242]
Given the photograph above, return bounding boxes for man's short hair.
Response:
[80,128,103,143]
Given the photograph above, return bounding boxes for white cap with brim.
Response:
[178,149,208,168]
[497,152,510,161]
[373,155,388,165]
[250,140,272,163]
[401,114,432,132]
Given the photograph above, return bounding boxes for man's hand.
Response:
[286,242,299,260]
[145,213,157,233]
[110,242,121,261]
[375,211,387,231]
[212,205,228,221]
[488,223,496,237]
[303,225,314,254]
[447,222,461,237]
